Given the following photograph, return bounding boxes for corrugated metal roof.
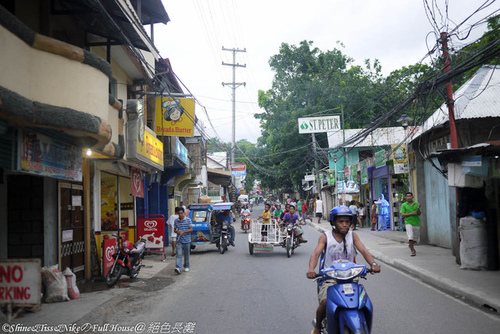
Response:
[418,65,500,137]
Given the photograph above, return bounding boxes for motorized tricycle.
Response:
[189,202,235,253]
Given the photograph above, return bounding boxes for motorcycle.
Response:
[282,222,300,258]
[213,220,231,254]
[106,235,146,287]
[241,213,251,233]
[313,262,373,334]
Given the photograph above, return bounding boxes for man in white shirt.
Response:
[315,196,323,224]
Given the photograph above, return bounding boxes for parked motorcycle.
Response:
[241,213,251,233]
[106,235,146,287]
[313,262,373,334]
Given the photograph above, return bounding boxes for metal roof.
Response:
[418,65,500,137]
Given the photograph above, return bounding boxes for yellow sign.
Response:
[138,129,164,170]
[391,144,408,164]
[155,97,195,137]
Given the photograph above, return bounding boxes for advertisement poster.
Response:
[230,163,246,177]
[155,97,195,137]
[102,238,116,277]
[131,167,144,198]
[101,174,117,231]
[19,129,82,181]
[137,216,165,249]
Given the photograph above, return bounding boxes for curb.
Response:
[306,221,500,312]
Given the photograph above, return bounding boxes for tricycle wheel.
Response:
[249,242,254,255]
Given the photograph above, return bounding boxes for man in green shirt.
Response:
[400,192,421,256]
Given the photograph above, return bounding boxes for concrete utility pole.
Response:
[440,32,459,149]
[222,47,246,164]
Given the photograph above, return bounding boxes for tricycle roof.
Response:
[189,203,213,210]
[212,202,234,211]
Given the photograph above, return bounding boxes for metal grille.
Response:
[61,241,85,256]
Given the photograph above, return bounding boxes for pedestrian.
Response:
[400,192,421,256]
[370,200,378,230]
[166,211,179,256]
[357,203,366,228]
[306,205,381,334]
[173,206,193,274]
[349,200,359,230]
[315,196,323,224]
[377,194,390,231]
[301,199,308,222]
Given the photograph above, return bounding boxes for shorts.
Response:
[316,213,323,218]
[406,224,420,243]
[318,279,336,303]
[261,224,269,236]
[171,234,177,242]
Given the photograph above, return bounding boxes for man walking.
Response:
[174,207,193,274]
[315,196,323,224]
[400,192,421,256]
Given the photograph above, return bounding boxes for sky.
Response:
[153,0,500,144]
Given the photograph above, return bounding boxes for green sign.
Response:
[361,161,368,184]
[375,150,386,168]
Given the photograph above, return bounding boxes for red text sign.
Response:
[0,259,41,306]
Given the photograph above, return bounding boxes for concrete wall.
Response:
[0,26,109,123]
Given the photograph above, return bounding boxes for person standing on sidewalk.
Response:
[400,192,421,256]
[173,207,193,274]
[315,196,324,224]
[370,200,378,231]
[166,212,179,257]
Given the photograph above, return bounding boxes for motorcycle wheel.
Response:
[249,242,254,255]
[129,264,141,279]
[292,238,295,254]
[106,264,123,287]
[220,238,227,254]
[286,237,291,258]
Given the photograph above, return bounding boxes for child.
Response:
[258,204,271,241]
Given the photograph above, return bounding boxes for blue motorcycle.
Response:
[314,261,374,334]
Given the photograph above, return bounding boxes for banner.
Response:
[131,167,144,198]
[102,238,116,277]
[155,98,195,137]
[230,163,246,177]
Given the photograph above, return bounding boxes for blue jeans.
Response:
[176,242,191,270]
[229,225,235,243]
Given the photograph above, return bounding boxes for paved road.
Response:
[103,203,500,333]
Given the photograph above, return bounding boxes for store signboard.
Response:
[176,139,189,165]
[375,150,386,168]
[18,129,82,181]
[155,98,195,137]
[360,161,368,184]
[298,116,341,134]
[304,174,315,182]
[230,163,246,177]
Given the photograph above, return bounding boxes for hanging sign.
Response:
[155,98,195,137]
[131,167,144,198]
[230,163,246,176]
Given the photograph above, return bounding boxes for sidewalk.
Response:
[307,219,500,313]
[1,253,174,327]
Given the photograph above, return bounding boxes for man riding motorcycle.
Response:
[216,209,236,247]
[306,205,381,334]
[240,205,251,229]
[281,205,307,243]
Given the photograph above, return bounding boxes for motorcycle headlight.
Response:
[326,267,364,280]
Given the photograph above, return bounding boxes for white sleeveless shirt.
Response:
[322,230,356,269]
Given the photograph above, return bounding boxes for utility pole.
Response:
[440,31,461,264]
[311,133,320,194]
[440,32,459,149]
[222,47,246,164]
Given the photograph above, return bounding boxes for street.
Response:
[101,203,500,333]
